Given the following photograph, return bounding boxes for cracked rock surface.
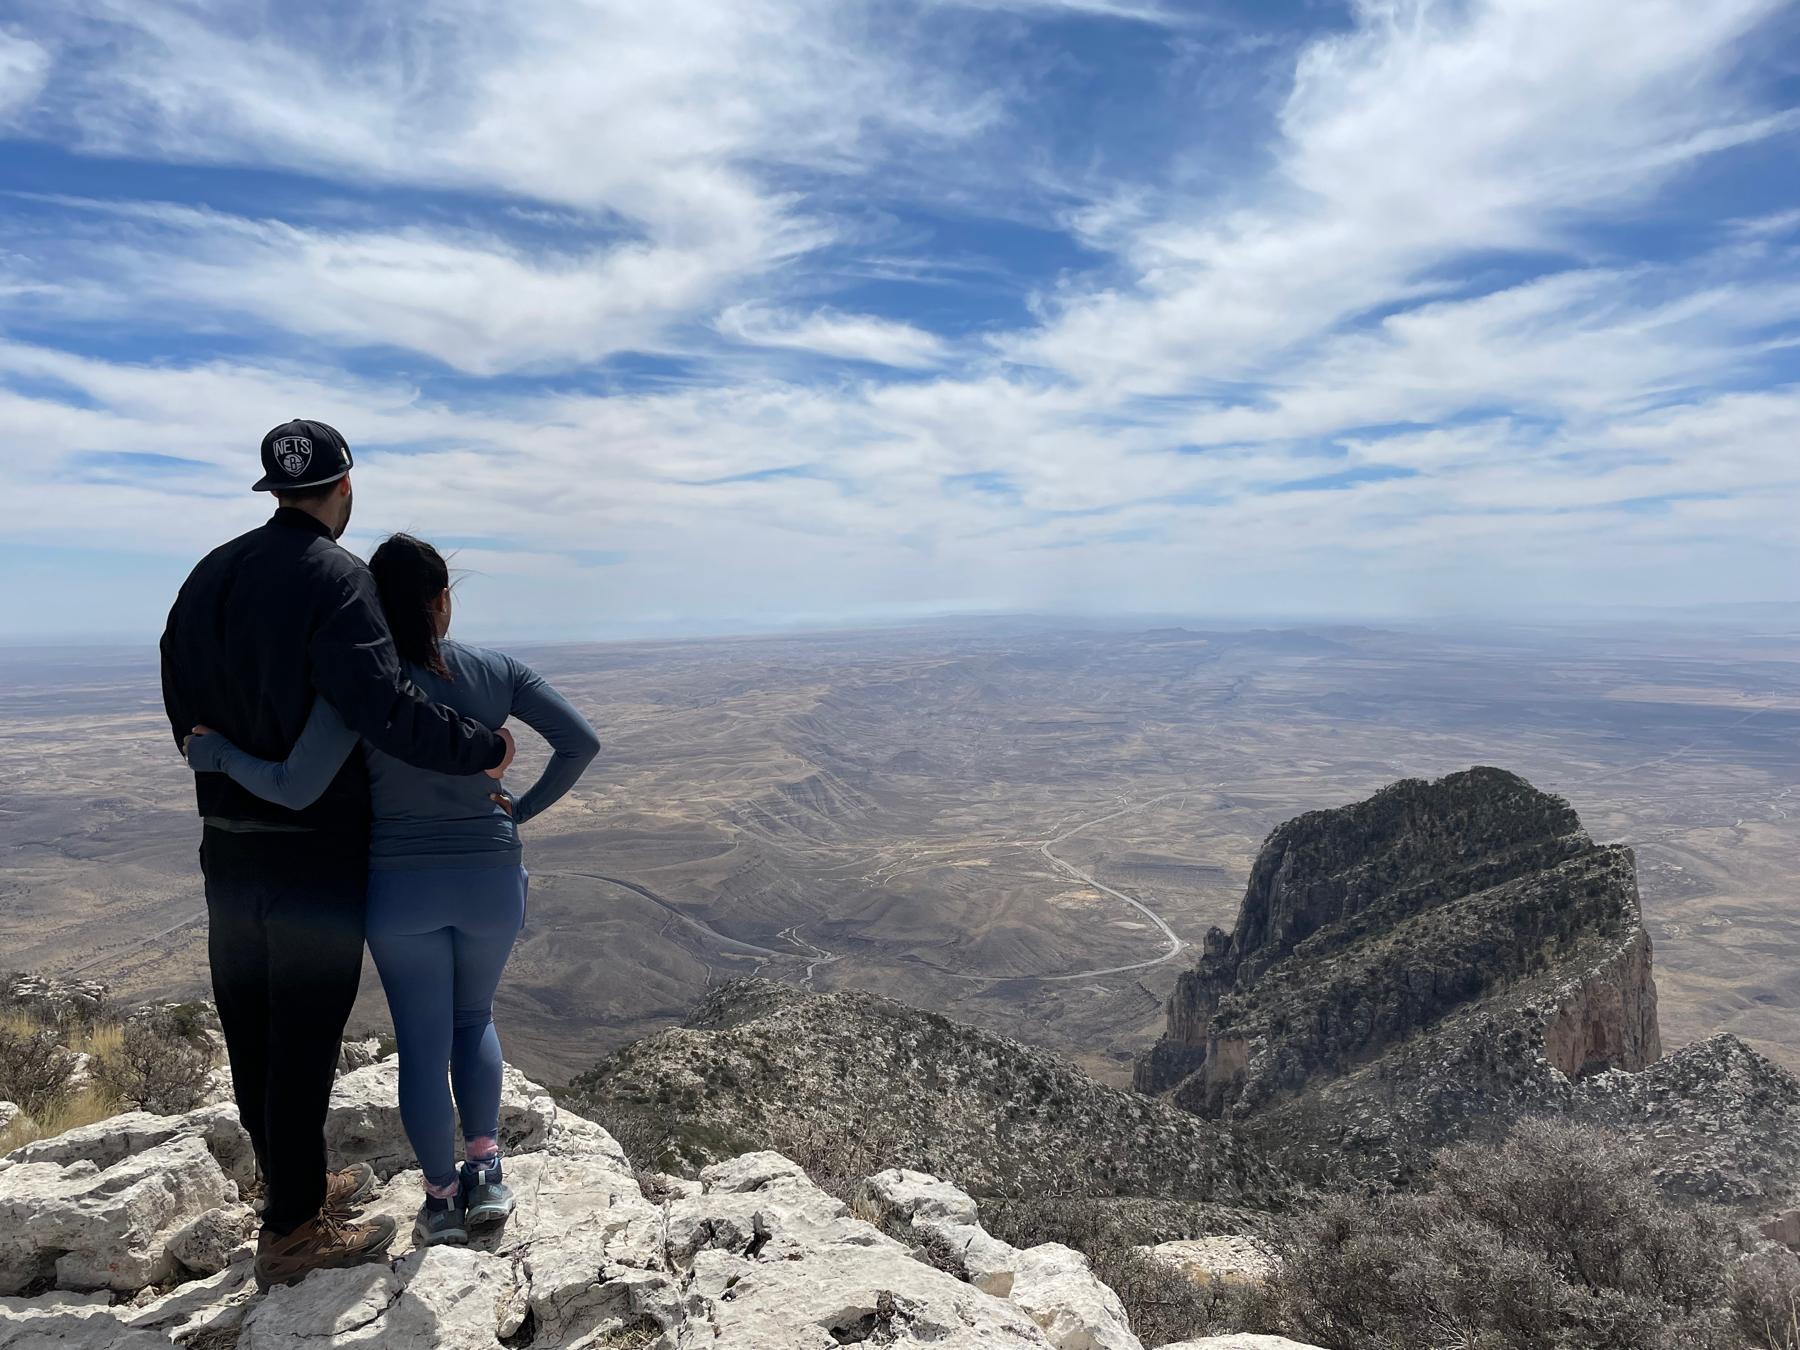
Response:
[1,1066,1160,1349]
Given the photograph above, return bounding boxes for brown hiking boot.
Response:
[326,1163,378,1214]
[247,1165,377,1216]
[255,1211,397,1291]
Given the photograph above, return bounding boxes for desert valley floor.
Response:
[2,616,1796,1086]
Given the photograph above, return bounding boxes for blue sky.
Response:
[1,0,1797,640]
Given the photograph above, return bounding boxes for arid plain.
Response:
[2,617,1796,1086]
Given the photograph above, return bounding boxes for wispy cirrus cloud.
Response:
[1013,0,1796,392]
[715,303,950,369]
[3,199,820,376]
[0,30,48,120]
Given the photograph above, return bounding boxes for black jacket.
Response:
[161,508,504,837]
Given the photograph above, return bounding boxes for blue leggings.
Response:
[365,863,527,1190]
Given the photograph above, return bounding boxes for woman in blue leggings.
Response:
[186,534,599,1246]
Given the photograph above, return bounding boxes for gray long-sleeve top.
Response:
[186,641,600,870]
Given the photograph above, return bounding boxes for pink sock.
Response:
[466,1136,499,1162]
[424,1177,460,1200]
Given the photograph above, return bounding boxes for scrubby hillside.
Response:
[564,977,1286,1220]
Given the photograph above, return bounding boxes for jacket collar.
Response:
[270,506,334,540]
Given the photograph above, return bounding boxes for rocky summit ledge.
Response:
[0,1057,1309,1350]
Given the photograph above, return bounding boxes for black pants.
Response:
[200,826,368,1233]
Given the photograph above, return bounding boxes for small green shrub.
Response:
[1261,1118,1747,1350]
[94,1014,214,1115]
[0,1020,80,1116]
[1728,1248,1800,1350]
[158,1001,216,1043]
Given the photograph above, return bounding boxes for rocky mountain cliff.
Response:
[1134,767,1800,1207]
[565,978,1286,1220]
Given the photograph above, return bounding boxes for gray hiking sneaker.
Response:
[414,1197,469,1247]
[462,1157,515,1227]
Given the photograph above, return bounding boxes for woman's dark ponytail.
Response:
[369,534,451,678]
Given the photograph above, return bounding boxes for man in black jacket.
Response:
[161,419,515,1289]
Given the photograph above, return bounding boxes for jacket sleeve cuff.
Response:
[186,735,232,774]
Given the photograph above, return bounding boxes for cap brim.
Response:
[253,468,349,493]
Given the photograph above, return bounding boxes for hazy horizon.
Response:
[2,0,1798,638]
[6,597,1800,652]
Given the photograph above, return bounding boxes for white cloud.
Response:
[1011,0,1794,392]
[715,303,950,368]
[933,0,1180,22]
[0,0,1002,374]
[15,2,990,223]
[0,30,48,122]
[78,206,814,375]
[1173,260,1800,449]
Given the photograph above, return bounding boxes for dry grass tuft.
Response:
[0,1085,124,1154]
[67,1021,124,1060]
[0,1001,219,1153]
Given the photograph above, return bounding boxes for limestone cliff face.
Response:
[1541,924,1661,1080]
[1135,768,1667,1179]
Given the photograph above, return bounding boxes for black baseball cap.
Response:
[253,419,354,493]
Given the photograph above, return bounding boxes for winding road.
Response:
[547,789,1196,986]
[546,870,800,959]
[1027,790,1190,980]
[914,788,1192,983]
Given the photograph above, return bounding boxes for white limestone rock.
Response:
[3,975,108,1020]
[0,1312,169,1349]
[0,1061,1144,1350]
[238,1246,514,1350]
[195,1064,236,1109]
[1158,1338,1327,1350]
[672,1158,1055,1349]
[336,1037,384,1076]
[683,1241,1055,1348]
[0,1132,237,1294]
[5,1102,255,1190]
[7,1110,183,1170]
[61,1052,93,1096]
[1133,1237,1276,1287]
[859,1169,1022,1298]
[0,1289,111,1317]
[167,1204,255,1276]
[326,1061,552,1178]
[359,1141,665,1345]
[1010,1242,1143,1350]
[0,1105,22,1136]
[920,1221,1022,1298]
[120,1261,257,1341]
[665,1151,882,1267]
[861,1167,982,1225]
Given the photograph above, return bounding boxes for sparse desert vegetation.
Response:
[0,977,219,1151]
